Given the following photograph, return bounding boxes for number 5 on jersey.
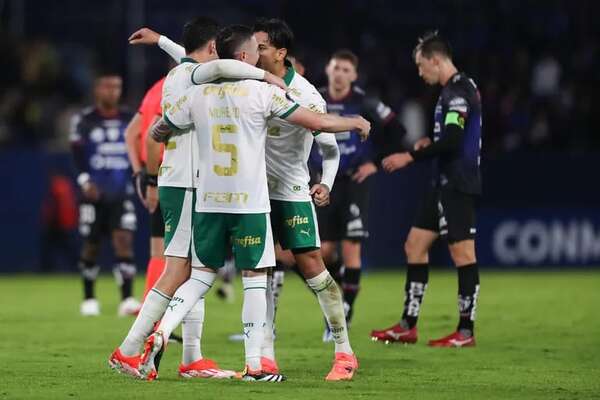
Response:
[212,124,238,176]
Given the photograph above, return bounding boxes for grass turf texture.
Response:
[1,270,599,400]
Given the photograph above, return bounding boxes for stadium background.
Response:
[1,0,599,271]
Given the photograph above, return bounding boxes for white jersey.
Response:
[159,58,199,188]
[266,64,330,201]
[165,79,300,214]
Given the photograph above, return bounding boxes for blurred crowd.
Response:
[0,0,598,156]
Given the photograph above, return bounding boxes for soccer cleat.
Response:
[260,357,280,374]
[179,358,236,379]
[325,352,358,381]
[118,297,142,317]
[428,331,476,348]
[108,348,141,379]
[370,323,418,344]
[80,298,100,316]
[241,366,286,382]
[139,331,165,380]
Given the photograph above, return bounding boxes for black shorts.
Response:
[79,197,137,243]
[414,187,477,244]
[150,202,165,238]
[136,168,165,238]
[316,175,370,242]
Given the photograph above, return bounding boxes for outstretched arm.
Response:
[286,107,371,140]
[129,27,186,62]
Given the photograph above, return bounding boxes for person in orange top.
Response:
[124,77,166,301]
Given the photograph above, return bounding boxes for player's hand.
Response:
[82,182,100,202]
[145,185,159,213]
[382,152,413,172]
[413,137,432,151]
[132,170,146,206]
[354,116,371,141]
[352,162,377,183]
[310,183,331,207]
[264,72,288,92]
[128,27,160,45]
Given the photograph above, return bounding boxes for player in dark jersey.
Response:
[70,71,141,317]
[309,49,406,341]
[372,31,482,347]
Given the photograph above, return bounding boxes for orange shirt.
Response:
[138,77,165,163]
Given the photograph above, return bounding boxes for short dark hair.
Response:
[413,30,452,60]
[252,18,294,50]
[94,67,121,82]
[182,16,220,54]
[216,24,253,60]
[330,49,359,69]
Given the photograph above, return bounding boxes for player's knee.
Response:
[404,237,421,258]
[112,231,133,258]
[295,250,325,279]
[449,242,476,266]
[81,242,99,261]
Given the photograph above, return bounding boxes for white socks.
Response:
[242,275,267,371]
[182,297,205,365]
[306,270,353,354]
[158,269,216,343]
[119,288,171,356]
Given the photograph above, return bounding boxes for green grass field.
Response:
[1,270,599,400]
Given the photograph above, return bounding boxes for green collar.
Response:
[283,59,295,86]
[180,57,198,64]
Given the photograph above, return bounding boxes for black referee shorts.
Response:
[414,187,477,244]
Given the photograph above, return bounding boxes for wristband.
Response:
[145,174,158,187]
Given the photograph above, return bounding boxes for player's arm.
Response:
[286,107,370,139]
[268,86,370,138]
[144,115,162,212]
[311,133,340,207]
[124,112,143,175]
[128,27,186,61]
[382,94,468,172]
[191,60,287,91]
[361,95,407,165]
[69,114,99,201]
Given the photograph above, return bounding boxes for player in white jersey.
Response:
[127,19,358,381]
[109,17,287,380]
[138,24,370,382]
[252,18,360,381]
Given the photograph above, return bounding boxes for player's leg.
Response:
[107,198,139,315]
[137,210,236,380]
[143,203,166,300]
[429,189,479,348]
[234,213,285,382]
[340,239,361,324]
[273,200,357,380]
[78,201,102,316]
[339,176,370,328]
[371,189,440,343]
[112,189,190,368]
[259,243,290,369]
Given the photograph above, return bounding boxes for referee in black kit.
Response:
[371,31,482,347]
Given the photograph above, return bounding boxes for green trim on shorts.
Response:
[158,187,188,252]
[193,212,268,270]
[270,200,319,250]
